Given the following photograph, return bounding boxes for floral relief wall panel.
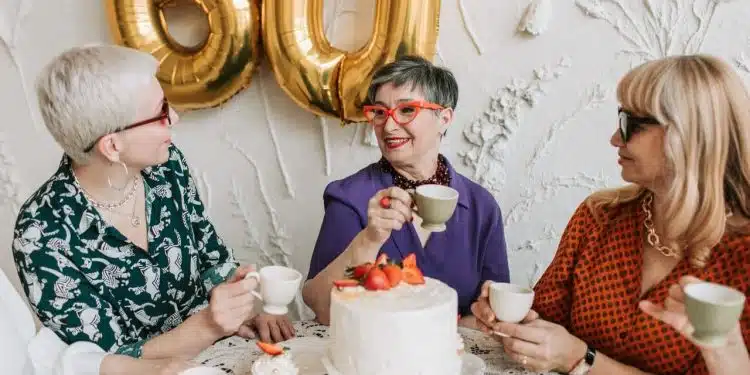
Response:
[0,0,749,320]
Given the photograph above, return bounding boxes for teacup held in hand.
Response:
[413,184,459,232]
[489,282,534,325]
[684,281,745,347]
[244,266,302,315]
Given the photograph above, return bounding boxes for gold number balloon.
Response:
[337,1,440,122]
[263,0,441,122]
[260,0,345,119]
[105,0,261,111]
[105,0,440,121]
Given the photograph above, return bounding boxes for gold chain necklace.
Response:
[73,171,138,210]
[73,172,142,227]
[100,190,142,228]
[642,193,733,258]
[642,193,681,258]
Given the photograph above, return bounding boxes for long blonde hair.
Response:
[588,55,750,268]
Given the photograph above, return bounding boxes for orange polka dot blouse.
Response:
[532,198,750,375]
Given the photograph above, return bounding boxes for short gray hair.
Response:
[36,44,159,164]
[366,55,458,110]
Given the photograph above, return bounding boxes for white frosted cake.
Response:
[327,276,463,375]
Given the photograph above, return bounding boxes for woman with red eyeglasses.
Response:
[11,45,288,374]
[471,55,750,375]
[302,55,510,326]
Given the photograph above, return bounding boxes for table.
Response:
[195,321,555,375]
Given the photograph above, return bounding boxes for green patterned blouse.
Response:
[12,145,237,358]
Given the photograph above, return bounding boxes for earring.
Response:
[107,161,130,191]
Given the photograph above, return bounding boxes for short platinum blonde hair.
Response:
[35,44,159,164]
[588,55,750,268]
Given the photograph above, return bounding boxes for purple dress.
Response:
[307,157,510,315]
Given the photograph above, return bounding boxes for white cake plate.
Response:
[321,350,486,375]
[273,336,485,375]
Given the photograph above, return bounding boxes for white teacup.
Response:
[488,282,535,325]
[244,266,302,315]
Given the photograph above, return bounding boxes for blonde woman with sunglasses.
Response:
[472,55,750,375]
[11,45,285,374]
[302,55,510,326]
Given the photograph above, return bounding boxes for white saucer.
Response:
[321,351,485,375]
[461,352,486,375]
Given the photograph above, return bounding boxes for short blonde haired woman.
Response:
[12,45,290,374]
[472,55,750,375]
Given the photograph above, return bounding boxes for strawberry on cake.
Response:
[326,253,463,375]
[252,342,299,375]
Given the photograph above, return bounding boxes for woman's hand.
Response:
[100,355,207,375]
[639,276,747,350]
[640,276,750,375]
[206,265,258,338]
[471,281,540,333]
[238,313,296,343]
[471,281,498,332]
[155,359,195,375]
[362,187,413,246]
[492,316,587,373]
[471,281,584,373]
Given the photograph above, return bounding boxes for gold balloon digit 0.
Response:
[263,0,440,122]
[336,1,440,122]
[105,0,261,111]
[105,0,440,122]
[261,0,345,119]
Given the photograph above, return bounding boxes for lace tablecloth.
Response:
[195,321,554,375]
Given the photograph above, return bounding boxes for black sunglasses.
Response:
[83,98,172,153]
[618,107,659,142]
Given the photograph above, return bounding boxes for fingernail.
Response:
[492,331,510,338]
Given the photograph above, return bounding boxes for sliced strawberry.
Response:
[350,262,374,279]
[257,341,284,356]
[363,267,391,291]
[375,253,389,266]
[382,264,402,287]
[402,253,417,269]
[402,266,425,285]
[333,279,360,289]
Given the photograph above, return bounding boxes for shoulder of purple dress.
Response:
[323,162,387,206]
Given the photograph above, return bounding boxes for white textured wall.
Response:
[1,0,750,320]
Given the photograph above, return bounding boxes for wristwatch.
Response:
[569,344,596,375]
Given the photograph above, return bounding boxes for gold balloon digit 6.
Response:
[105,0,440,122]
[105,0,261,111]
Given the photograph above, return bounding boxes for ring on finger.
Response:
[379,196,391,209]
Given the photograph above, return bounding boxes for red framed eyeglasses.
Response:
[83,97,172,152]
[362,101,445,126]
